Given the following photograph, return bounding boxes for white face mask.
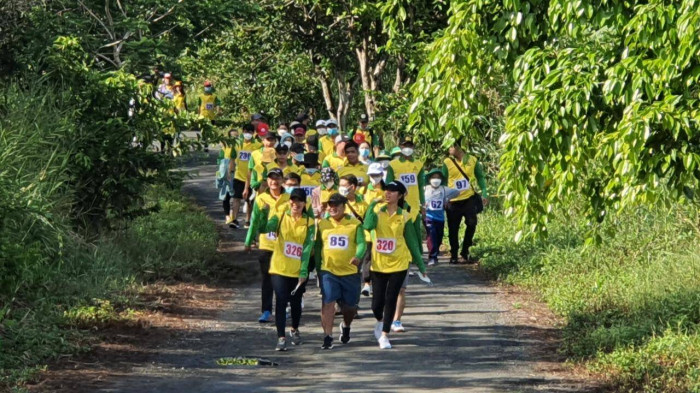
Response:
[338,186,350,197]
[317,127,327,135]
[380,160,390,169]
[283,141,292,148]
[243,133,253,140]
[370,175,382,185]
[277,129,287,137]
[430,178,442,188]
[401,147,414,156]
[324,181,335,189]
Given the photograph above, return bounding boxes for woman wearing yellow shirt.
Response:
[363,181,427,349]
[258,188,316,352]
[360,163,386,296]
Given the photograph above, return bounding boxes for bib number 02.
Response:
[375,238,396,254]
[283,242,303,260]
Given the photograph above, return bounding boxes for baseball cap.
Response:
[335,135,350,144]
[385,181,407,194]
[390,147,402,156]
[163,73,172,78]
[327,193,348,206]
[360,113,369,123]
[267,168,283,178]
[251,113,263,121]
[275,144,289,154]
[303,153,319,167]
[203,80,212,87]
[376,150,390,160]
[293,125,307,136]
[315,119,327,127]
[306,134,319,147]
[290,143,305,154]
[326,119,338,127]
[289,188,307,202]
[367,162,383,176]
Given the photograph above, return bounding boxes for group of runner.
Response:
[217,112,489,351]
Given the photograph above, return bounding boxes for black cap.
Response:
[327,193,348,206]
[275,144,289,154]
[303,153,319,167]
[242,124,255,132]
[251,113,263,120]
[290,143,305,154]
[289,188,307,202]
[360,113,369,123]
[399,135,414,146]
[267,168,283,178]
[306,134,319,146]
[264,133,277,140]
[296,112,310,122]
[384,181,407,194]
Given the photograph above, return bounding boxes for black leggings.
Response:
[223,192,231,215]
[371,270,408,333]
[271,274,304,338]
[446,195,479,258]
[258,251,273,313]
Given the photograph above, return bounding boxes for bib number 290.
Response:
[284,242,302,260]
[375,238,396,254]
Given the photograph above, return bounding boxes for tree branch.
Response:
[152,0,183,23]
[77,0,114,40]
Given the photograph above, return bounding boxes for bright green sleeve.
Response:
[475,161,488,198]
[244,201,262,246]
[362,201,379,231]
[385,165,395,183]
[299,222,316,278]
[418,166,426,205]
[248,154,256,170]
[441,163,449,179]
[322,159,330,168]
[354,225,366,259]
[215,97,222,106]
[404,221,426,274]
[251,169,261,189]
[261,213,279,233]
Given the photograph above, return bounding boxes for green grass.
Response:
[0,185,218,391]
[472,204,700,392]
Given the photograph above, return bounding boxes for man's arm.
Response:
[474,161,488,198]
[244,201,262,247]
[418,166,426,205]
[354,225,367,259]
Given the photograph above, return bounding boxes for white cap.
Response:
[335,135,344,144]
[163,73,172,78]
[315,119,327,127]
[326,119,338,126]
[367,162,383,175]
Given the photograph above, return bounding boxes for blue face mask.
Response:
[286,186,298,194]
[328,128,339,136]
[294,153,304,162]
[204,87,213,93]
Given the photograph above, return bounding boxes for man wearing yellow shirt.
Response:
[322,135,349,171]
[244,168,291,324]
[319,119,339,157]
[305,134,325,165]
[229,125,261,229]
[316,193,366,349]
[245,130,277,197]
[385,136,426,241]
[299,153,322,200]
[336,141,369,187]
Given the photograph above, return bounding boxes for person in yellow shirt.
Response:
[257,188,315,351]
[299,153,321,201]
[322,135,349,171]
[360,162,386,296]
[245,131,277,196]
[172,81,188,113]
[197,80,221,121]
[288,143,306,176]
[385,136,426,241]
[305,134,325,165]
[336,141,369,187]
[311,167,339,218]
[362,181,428,349]
[315,193,366,349]
[320,119,340,157]
[244,168,291,324]
[228,124,261,228]
[338,174,368,223]
[316,120,333,157]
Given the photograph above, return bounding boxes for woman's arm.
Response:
[244,201,262,247]
[362,201,379,231]
[299,222,316,278]
[404,220,426,274]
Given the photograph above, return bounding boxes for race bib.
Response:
[238,151,251,161]
[205,103,214,110]
[283,242,303,260]
[356,176,365,185]
[455,178,471,191]
[328,235,349,249]
[375,238,397,254]
[399,173,417,186]
[429,200,443,210]
[266,232,278,241]
[301,186,315,197]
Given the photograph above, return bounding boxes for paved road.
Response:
[99,155,595,393]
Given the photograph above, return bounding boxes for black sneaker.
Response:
[321,335,334,350]
[229,219,240,229]
[449,257,461,265]
[461,254,479,264]
[339,322,351,344]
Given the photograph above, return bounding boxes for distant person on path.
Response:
[256,187,315,351]
[172,81,187,113]
[155,72,174,100]
[197,80,221,152]
[315,193,366,349]
[363,181,427,349]
[228,124,261,229]
[441,138,489,264]
[423,168,461,266]
[244,168,291,323]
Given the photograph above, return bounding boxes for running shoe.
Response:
[361,283,371,297]
[229,219,240,229]
[391,320,406,333]
[225,215,233,225]
[321,335,334,350]
[449,257,465,265]
[290,329,302,345]
[258,310,272,323]
[428,258,437,266]
[374,322,383,340]
[244,221,251,228]
[339,322,351,344]
[378,335,392,349]
[276,337,287,351]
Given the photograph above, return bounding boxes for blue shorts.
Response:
[320,272,361,306]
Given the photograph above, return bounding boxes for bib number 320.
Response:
[284,242,302,260]
[375,238,396,254]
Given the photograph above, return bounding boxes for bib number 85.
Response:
[375,238,396,254]
[328,235,348,249]
[284,242,302,259]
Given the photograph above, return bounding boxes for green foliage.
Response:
[473,204,700,392]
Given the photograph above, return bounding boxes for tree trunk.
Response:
[319,72,335,120]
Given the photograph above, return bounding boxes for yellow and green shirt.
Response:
[386,157,426,220]
[234,140,262,182]
[315,214,366,276]
[440,155,488,201]
[197,93,220,120]
[337,161,369,186]
[322,153,346,171]
[244,191,290,251]
[261,210,315,278]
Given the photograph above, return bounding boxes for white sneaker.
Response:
[374,322,383,340]
[391,320,406,332]
[361,283,371,297]
[378,335,392,349]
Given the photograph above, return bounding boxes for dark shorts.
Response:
[320,272,361,306]
[232,179,250,199]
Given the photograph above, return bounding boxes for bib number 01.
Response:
[328,235,349,249]
[375,238,396,254]
[283,242,302,260]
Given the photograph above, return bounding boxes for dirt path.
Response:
[42,155,600,393]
